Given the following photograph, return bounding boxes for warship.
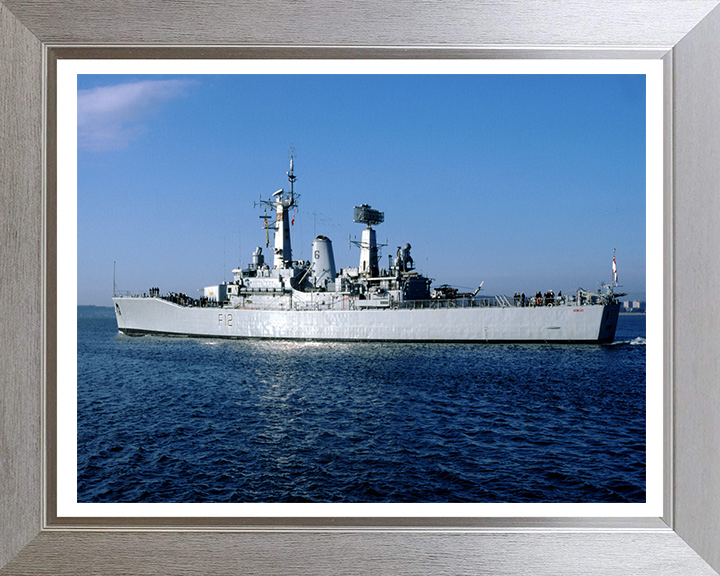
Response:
[113,157,622,343]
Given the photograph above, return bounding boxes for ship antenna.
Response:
[287,149,296,197]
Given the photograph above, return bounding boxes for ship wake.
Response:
[607,337,646,346]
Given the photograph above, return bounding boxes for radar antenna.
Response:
[353,204,384,227]
[350,204,385,276]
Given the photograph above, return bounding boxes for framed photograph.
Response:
[58,59,662,522]
[2,2,720,575]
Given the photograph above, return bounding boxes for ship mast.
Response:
[258,154,298,269]
[352,204,384,277]
[287,154,296,198]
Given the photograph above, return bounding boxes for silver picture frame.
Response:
[2,1,720,574]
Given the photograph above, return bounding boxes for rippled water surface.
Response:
[77,313,646,503]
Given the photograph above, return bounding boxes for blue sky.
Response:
[77,73,647,305]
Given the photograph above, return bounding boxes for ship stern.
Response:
[597,303,621,343]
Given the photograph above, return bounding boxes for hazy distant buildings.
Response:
[622,300,646,313]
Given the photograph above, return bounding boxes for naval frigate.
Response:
[113,156,622,343]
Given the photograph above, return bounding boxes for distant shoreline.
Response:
[77,305,114,318]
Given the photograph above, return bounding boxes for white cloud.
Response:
[77,79,194,151]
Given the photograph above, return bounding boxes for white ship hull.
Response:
[113,296,620,343]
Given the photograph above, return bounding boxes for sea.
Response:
[77,309,646,504]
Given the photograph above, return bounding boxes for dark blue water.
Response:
[77,313,646,503]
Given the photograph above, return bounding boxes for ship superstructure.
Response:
[113,156,622,343]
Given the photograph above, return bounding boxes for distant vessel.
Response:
[113,156,621,343]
